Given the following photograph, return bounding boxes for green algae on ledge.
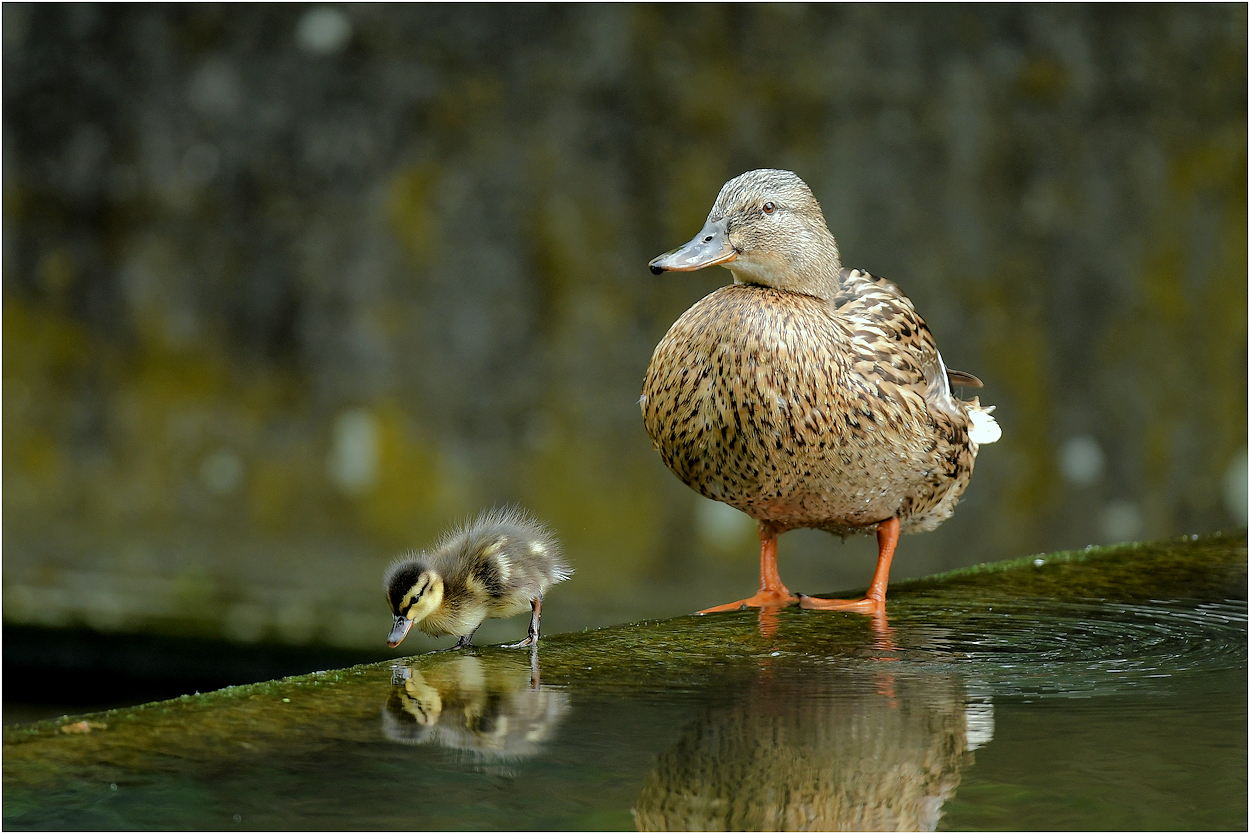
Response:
[891,530,1247,599]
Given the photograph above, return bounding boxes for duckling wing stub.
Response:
[469,553,510,598]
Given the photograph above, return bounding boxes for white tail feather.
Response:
[968,405,1001,445]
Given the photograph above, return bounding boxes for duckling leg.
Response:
[502,596,542,649]
[797,516,899,615]
[698,521,798,613]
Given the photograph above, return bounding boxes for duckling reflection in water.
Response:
[382,652,569,768]
[634,666,986,831]
[643,169,1000,615]
[384,507,572,650]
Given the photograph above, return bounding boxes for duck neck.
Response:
[730,225,844,301]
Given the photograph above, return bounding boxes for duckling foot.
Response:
[501,596,542,649]
[433,631,478,652]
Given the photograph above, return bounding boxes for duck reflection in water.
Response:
[633,651,992,832]
[382,650,569,771]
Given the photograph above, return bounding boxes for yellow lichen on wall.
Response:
[350,400,470,551]
[521,433,664,596]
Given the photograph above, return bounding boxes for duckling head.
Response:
[384,557,445,648]
[399,669,444,726]
[649,169,842,299]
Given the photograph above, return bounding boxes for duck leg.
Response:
[502,596,543,648]
[699,521,798,613]
[797,516,899,615]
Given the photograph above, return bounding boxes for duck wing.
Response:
[833,269,981,422]
[946,369,983,388]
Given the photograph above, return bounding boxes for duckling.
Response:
[643,169,1000,615]
[384,507,572,650]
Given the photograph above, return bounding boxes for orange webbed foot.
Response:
[697,589,798,614]
[795,592,885,615]
[792,518,900,617]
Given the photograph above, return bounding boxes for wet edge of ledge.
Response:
[4,529,1246,744]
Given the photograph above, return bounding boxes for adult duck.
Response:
[641,169,999,615]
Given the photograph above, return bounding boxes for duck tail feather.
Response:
[967,402,1002,445]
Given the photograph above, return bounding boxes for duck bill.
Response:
[649,218,737,274]
[387,615,413,648]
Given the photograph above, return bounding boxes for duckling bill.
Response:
[642,169,1000,615]
[384,508,572,650]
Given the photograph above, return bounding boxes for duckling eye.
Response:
[762,201,776,214]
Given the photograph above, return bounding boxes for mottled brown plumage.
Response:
[642,169,999,614]
[633,667,974,831]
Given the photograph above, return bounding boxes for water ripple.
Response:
[889,597,1246,697]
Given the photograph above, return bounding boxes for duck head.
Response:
[384,557,445,648]
[649,169,843,299]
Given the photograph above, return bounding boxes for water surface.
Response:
[4,534,1245,830]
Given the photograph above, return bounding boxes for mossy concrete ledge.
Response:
[3,532,1245,784]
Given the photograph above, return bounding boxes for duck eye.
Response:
[763,202,775,214]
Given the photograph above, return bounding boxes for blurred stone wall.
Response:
[4,4,1245,650]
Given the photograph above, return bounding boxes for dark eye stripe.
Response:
[403,576,430,612]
